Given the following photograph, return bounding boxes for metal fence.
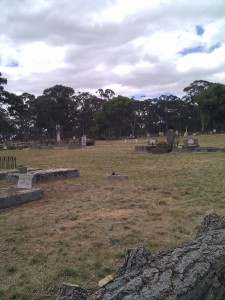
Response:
[0,156,17,169]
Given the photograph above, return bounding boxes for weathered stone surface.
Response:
[0,187,44,209]
[6,168,79,183]
[55,283,87,300]
[0,168,42,180]
[106,174,128,180]
[55,213,225,300]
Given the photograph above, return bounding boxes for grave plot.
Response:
[0,168,42,180]
[6,168,80,183]
[0,187,44,209]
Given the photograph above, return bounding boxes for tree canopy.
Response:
[195,83,225,131]
[0,72,225,141]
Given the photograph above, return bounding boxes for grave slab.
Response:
[0,168,42,180]
[6,168,79,183]
[106,173,128,179]
[0,187,44,209]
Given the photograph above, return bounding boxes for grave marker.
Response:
[81,135,87,147]
[166,129,175,146]
[17,174,33,189]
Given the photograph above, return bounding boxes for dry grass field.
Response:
[1,134,225,299]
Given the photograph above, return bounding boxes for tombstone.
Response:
[17,174,33,189]
[81,135,87,147]
[149,139,157,146]
[56,124,61,144]
[147,133,150,138]
[184,127,188,136]
[159,131,164,137]
[166,129,175,146]
[187,138,195,146]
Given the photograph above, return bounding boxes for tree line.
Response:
[0,72,225,142]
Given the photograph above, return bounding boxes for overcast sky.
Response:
[1,0,225,99]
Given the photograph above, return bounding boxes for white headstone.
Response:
[149,139,156,145]
[17,174,33,189]
[188,139,195,145]
[81,135,87,147]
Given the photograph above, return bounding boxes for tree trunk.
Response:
[56,213,225,300]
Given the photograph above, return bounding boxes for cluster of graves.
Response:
[0,160,79,209]
[1,135,95,151]
[135,130,225,153]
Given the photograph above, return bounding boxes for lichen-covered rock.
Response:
[56,213,225,300]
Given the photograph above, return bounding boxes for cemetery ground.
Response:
[1,134,225,299]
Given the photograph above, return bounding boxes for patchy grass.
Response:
[1,135,225,299]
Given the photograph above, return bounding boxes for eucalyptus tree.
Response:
[73,91,105,136]
[0,73,15,140]
[94,95,135,138]
[34,85,76,139]
[195,83,225,131]
[3,92,36,141]
[183,80,213,132]
[96,88,115,100]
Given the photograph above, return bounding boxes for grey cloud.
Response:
[1,0,225,98]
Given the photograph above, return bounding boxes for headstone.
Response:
[81,135,87,147]
[187,138,195,145]
[56,124,61,143]
[166,129,175,145]
[147,133,150,138]
[17,174,33,189]
[149,139,157,145]
[184,127,188,136]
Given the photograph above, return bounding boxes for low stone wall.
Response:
[56,213,225,300]
[0,187,44,209]
[6,168,80,183]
